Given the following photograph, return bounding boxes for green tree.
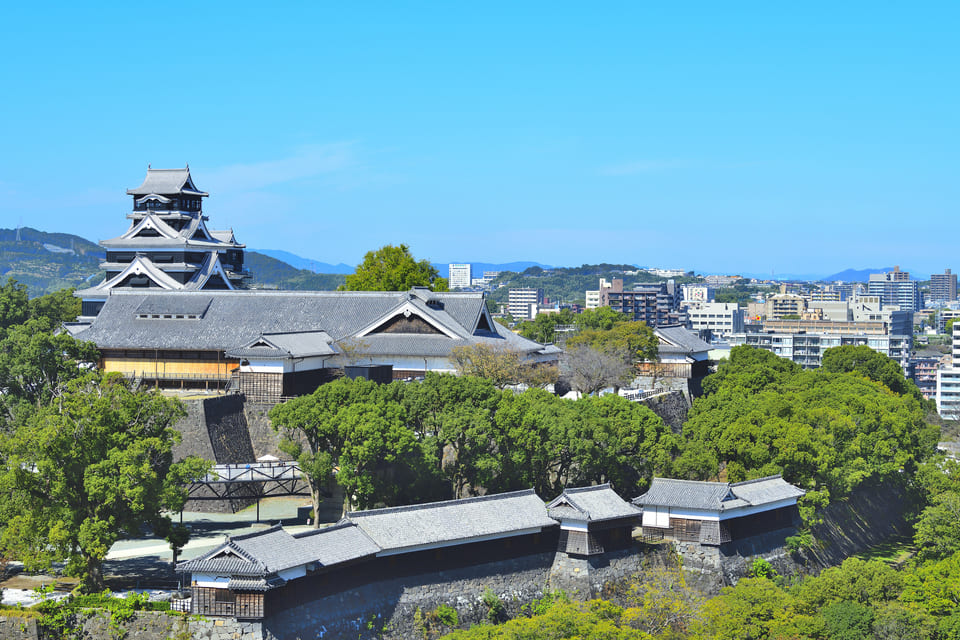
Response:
[342,244,447,291]
[0,317,99,408]
[28,287,81,324]
[516,309,576,344]
[567,321,659,363]
[793,557,903,611]
[821,345,914,397]
[819,600,875,640]
[574,306,628,331]
[681,346,938,519]
[915,491,960,561]
[899,551,960,617]
[0,277,29,333]
[0,373,208,591]
[695,577,808,640]
[450,343,558,389]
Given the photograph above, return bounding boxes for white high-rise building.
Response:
[448,263,472,289]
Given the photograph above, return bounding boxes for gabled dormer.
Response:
[356,300,462,339]
[120,213,181,241]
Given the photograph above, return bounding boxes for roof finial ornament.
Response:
[148,163,151,169]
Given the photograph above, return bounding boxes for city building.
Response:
[868,266,922,313]
[685,302,744,338]
[644,267,688,278]
[765,290,807,319]
[938,324,960,419]
[448,263,472,289]
[702,275,742,287]
[77,166,249,319]
[729,330,911,371]
[681,284,715,303]
[930,269,958,303]
[599,279,686,327]
[585,278,612,310]
[508,288,543,320]
[912,354,945,400]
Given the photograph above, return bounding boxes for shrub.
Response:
[482,588,506,623]
[434,603,458,627]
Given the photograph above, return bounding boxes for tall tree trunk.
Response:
[83,554,105,593]
[307,479,322,529]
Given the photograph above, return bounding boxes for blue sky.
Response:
[1,2,957,277]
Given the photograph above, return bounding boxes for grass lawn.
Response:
[856,535,916,566]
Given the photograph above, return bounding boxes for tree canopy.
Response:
[342,244,447,292]
[0,372,208,591]
[678,345,938,521]
[269,374,678,517]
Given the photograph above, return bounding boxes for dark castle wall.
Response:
[173,394,288,512]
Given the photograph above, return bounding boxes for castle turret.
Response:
[76,166,249,318]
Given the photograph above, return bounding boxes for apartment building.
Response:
[685,302,744,338]
[868,266,922,313]
[508,288,542,320]
[930,269,958,303]
[448,263,472,289]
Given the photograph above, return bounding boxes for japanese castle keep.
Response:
[70,167,559,397]
[77,166,248,319]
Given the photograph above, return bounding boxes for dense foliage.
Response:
[269,374,679,516]
[342,244,448,291]
[0,280,209,592]
[440,552,960,639]
[678,346,938,521]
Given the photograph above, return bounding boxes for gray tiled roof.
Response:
[632,475,804,512]
[729,476,806,506]
[126,167,208,196]
[292,521,380,566]
[227,525,319,573]
[72,290,555,361]
[176,541,265,576]
[344,489,557,553]
[655,325,712,355]
[547,484,640,523]
[226,331,338,359]
[228,577,282,592]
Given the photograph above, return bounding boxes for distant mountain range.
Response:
[248,249,355,274]
[250,250,555,278]
[2,229,937,297]
[432,262,554,279]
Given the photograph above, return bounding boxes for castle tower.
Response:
[77,166,249,318]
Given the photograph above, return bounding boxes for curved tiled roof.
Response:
[547,484,640,523]
[632,475,804,512]
[126,167,208,196]
[343,489,557,553]
[72,290,556,362]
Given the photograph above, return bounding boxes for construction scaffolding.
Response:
[185,459,311,520]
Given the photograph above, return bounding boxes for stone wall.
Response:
[638,390,690,433]
[669,480,918,595]
[0,611,263,640]
[173,394,288,513]
[258,544,668,640]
